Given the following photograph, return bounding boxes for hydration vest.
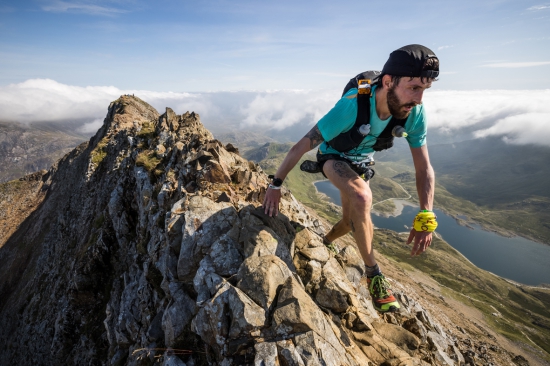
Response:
[326,71,407,153]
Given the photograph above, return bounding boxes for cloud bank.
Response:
[423,90,550,145]
[41,0,127,16]
[1,79,549,146]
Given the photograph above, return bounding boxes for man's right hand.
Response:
[261,125,324,217]
[263,187,281,217]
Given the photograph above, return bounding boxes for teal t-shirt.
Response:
[317,86,427,161]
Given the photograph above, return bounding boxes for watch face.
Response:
[272,178,283,187]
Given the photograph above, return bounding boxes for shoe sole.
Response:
[373,303,401,313]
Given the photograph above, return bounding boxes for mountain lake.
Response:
[314,180,550,287]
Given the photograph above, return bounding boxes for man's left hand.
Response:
[407,229,433,256]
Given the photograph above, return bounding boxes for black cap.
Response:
[381,44,439,78]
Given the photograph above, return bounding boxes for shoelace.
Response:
[324,242,338,255]
[369,275,392,298]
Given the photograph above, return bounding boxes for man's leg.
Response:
[323,159,400,312]
[323,192,351,254]
[323,160,376,266]
[324,191,351,242]
[324,218,350,243]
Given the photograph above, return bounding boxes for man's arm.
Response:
[263,125,324,217]
[407,144,436,255]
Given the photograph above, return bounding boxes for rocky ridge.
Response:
[0,96,522,365]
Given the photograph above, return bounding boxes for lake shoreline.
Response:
[314,179,550,286]
[313,179,547,246]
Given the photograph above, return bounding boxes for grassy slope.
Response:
[374,229,550,360]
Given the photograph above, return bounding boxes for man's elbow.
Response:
[289,138,312,156]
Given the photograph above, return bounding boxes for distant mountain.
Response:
[378,137,550,206]
[242,142,293,162]
[430,138,550,205]
[216,131,277,151]
[0,121,87,182]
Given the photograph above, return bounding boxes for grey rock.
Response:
[372,320,421,354]
[163,354,186,366]
[336,245,365,286]
[254,342,278,366]
[241,225,295,271]
[403,317,428,342]
[276,340,305,366]
[315,258,355,313]
[177,197,238,281]
[209,233,243,276]
[298,246,330,263]
[236,255,293,312]
[147,310,165,342]
[162,284,196,347]
[427,331,455,366]
[191,282,265,353]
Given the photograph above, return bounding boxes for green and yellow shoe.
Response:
[367,274,401,313]
[323,237,339,255]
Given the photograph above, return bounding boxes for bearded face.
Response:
[386,84,419,120]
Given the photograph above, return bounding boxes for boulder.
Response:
[162,283,197,347]
[371,321,421,354]
[315,258,356,313]
[236,255,293,312]
[191,282,265,354]
[254,342,278,366]
[177,197,239,281]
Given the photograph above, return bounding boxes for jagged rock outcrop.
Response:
[0,96,484,365]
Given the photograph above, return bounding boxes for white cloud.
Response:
[0,79,121,123]
[42,0,127,16]
[474,113,550,145]
[437,45,453,50]
[424,90,550,146]
[77,118,104,134]
[1,79,550,147]
[481,61,550,68]
[0,78,209,125]
[527,5,550,11]
[0,79,334,135]
[240,90,336,131]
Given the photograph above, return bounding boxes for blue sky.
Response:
[1,0,550,146]
[1,0,549,91]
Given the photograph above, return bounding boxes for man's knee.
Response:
[350,186,372,210]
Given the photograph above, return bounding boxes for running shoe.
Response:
[367,274,401,313]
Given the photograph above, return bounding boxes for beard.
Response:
[387,86,417,120]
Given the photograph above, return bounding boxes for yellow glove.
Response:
[413,210,438,232]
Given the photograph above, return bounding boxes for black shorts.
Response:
[316,151,375,181]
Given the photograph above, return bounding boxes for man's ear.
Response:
[382,74,393,89]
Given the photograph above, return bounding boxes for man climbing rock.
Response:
[263,44,439,313]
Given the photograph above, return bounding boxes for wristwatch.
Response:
[268,175,283,190]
